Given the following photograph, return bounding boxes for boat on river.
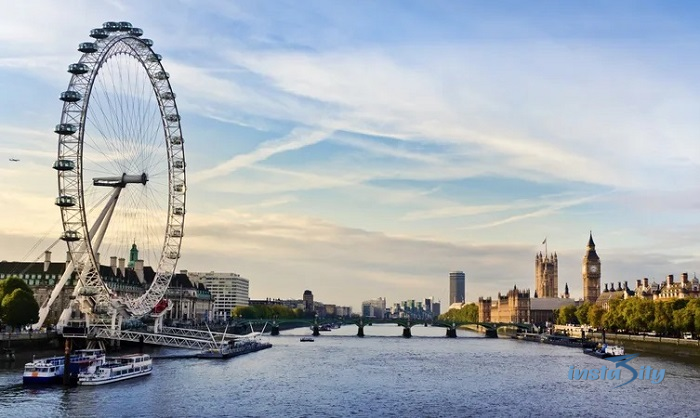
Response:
[78,354,152,386]
[513,333,597,349]
[197,323,272,359]
[198,338,272,359]
[300,337,314,342]
[583,344,625,359]
[23,349,106,384]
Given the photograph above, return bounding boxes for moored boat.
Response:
[197,338,273,359]
[78,354,152,386]
[23,349,106,385]
[583,344,625,359]
[513,333,597,349]
[197,322,273,359]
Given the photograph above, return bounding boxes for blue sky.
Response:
[2,1,700,311]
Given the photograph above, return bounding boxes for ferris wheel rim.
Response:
[55,22,186,318]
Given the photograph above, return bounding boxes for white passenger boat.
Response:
[78,353,152,386]
[23,349,106,385]
[583,343,625,359]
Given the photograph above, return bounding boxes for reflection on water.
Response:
[0,324,699,418]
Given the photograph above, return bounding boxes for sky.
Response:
[2,1,700,312]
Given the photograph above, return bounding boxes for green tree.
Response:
[0,276,32,300]
[575,302,592,325]
[652,301,675,336]
[673,306,694,334]
[688,299,700,333]
[439,303,478,323]
[602,299,625,331]
[0,276,37,328]
[636,298,655,332]
[556,305,578,325]
[620,298,652,333]
[587,304,604,328]
[1,288,39,329]
[231,305,302,320]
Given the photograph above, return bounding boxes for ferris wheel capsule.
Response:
[90,28,108,39]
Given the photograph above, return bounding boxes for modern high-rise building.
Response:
[361,297,386,318]
[186,271,249,321]
[449,271,466,305]
[303,290,314,312]
[432,301,441,317]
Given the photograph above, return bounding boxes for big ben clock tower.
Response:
[582,232,601,303]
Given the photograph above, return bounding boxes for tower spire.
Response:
[128,241,139,268]
[588,231,595,248]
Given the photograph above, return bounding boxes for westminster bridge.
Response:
[228,317,533,338]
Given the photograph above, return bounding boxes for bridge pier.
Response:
[357,326,364,337]
[446,328,457,338]
[485,329,498,338]
[270,325,280,336]
[402,327,412,338]
[312,325,320,337]
[63,338,71,386]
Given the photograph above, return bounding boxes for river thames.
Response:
[1,324,699,417]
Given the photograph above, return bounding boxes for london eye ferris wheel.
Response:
[53,21,186,324]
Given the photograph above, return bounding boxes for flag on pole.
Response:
[542,238,547,245]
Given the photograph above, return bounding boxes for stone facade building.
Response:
[0,249,212,326]
[477,285,530,323]
[582,233,602,303]
[535,252,558,298]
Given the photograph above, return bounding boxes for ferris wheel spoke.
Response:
[85,94,129,174]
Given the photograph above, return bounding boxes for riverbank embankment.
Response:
[588,332,700,359]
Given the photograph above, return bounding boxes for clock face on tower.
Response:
[589,265,598,274]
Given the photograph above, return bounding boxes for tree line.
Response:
[555,298,700,337]
[438,303,478,323]
[232,304,307,320]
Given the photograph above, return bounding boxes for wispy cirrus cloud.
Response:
[189,127,331,183]
[463,194,605,230]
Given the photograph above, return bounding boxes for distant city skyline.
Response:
[2,2,700,311]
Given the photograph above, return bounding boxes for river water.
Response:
[1,324,699,417]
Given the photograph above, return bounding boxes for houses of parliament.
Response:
[478,232,700,325]
[478,233,602,325]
